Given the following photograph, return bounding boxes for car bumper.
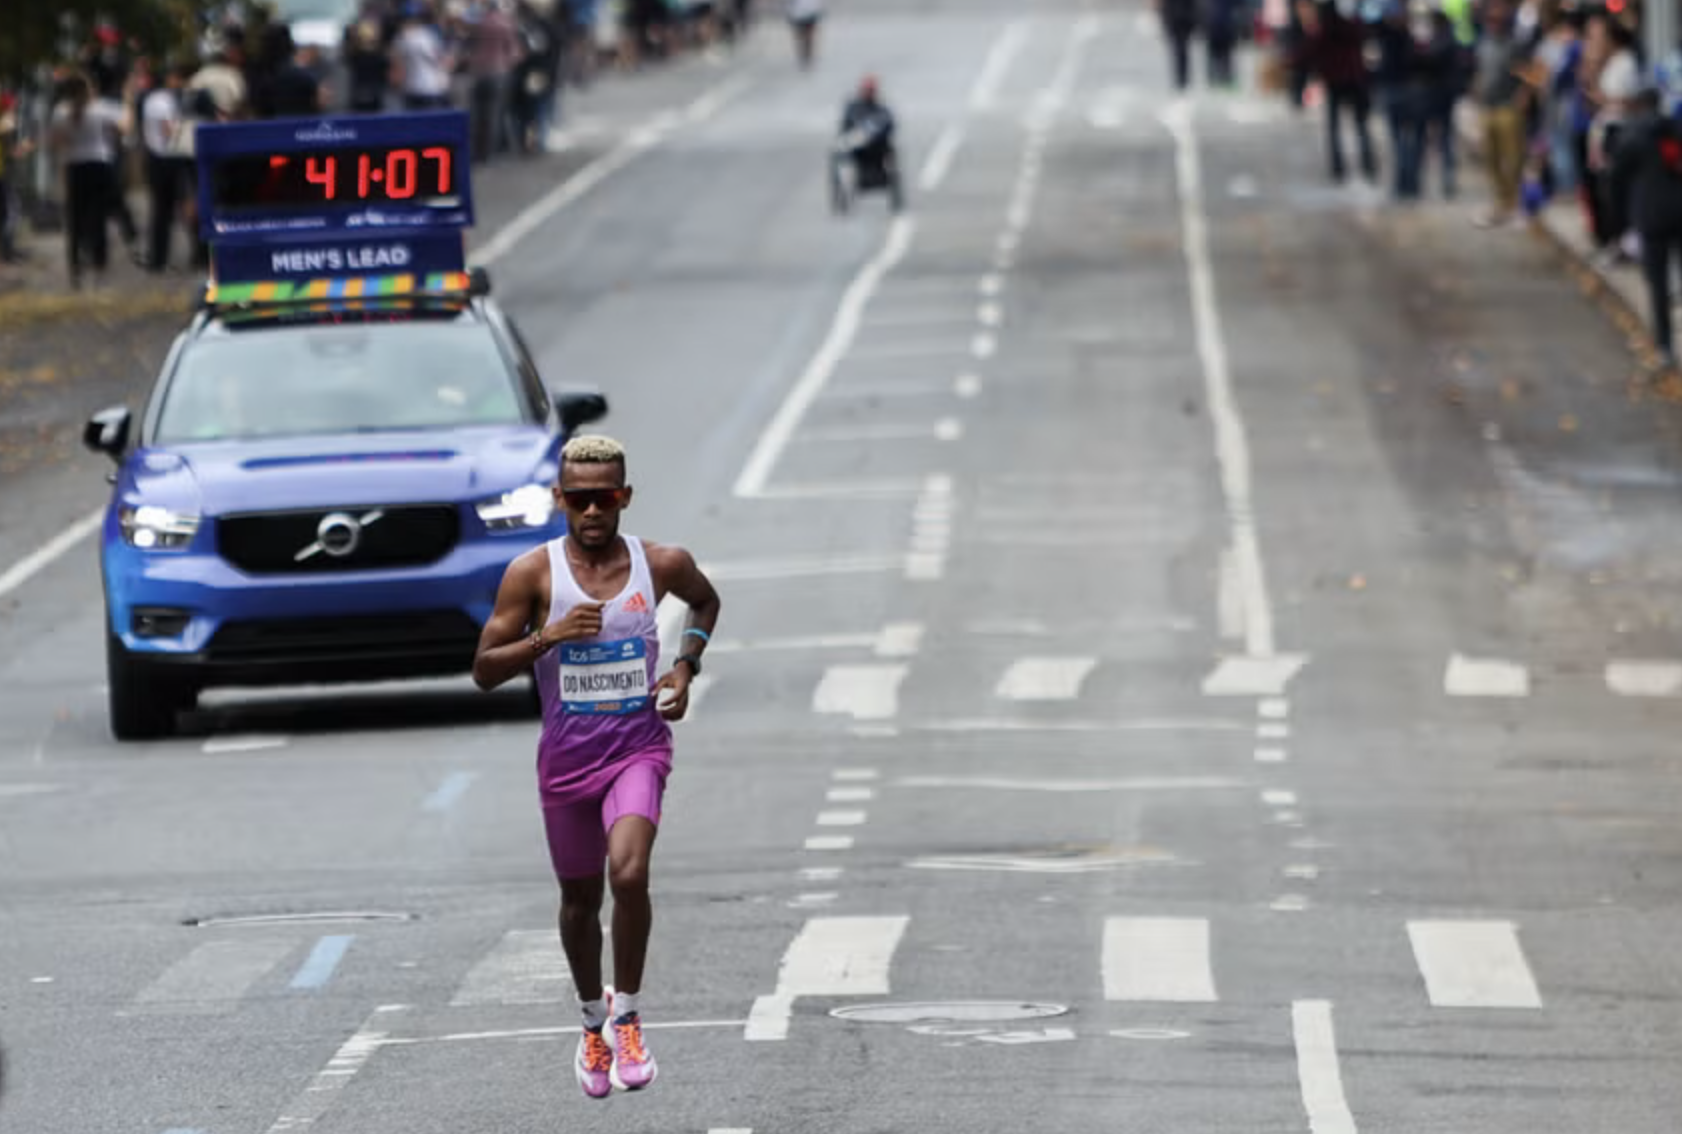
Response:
[103,522,555,688]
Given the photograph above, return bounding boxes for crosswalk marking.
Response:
[747,916,910,1041]
[1407,920,1542,1009]
[1102,917,1217,1003]
[449,930,571,1007]
[1444,654,1530,697]
[812,664,907,720]
[994,656,1097,701]
[133,939,297,1015]
[816,809,867,826]
[1605,660,1682,697]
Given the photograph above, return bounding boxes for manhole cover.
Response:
[907,846,1186,874]
[184,911,417,927]
[830,1001,1069,1024]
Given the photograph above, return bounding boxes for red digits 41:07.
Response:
[293,147,453,200]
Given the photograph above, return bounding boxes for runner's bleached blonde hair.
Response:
[562,434,625,464]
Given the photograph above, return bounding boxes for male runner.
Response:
[473,434,721,1098]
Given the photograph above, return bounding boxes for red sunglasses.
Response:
[561,487,629,512]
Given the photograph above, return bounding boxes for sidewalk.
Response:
[1454,105,1673,381]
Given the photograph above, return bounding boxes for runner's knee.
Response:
[608,851,649,896]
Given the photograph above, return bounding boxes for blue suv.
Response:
[83,276,606,740]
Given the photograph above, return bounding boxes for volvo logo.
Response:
[295,509,384,563]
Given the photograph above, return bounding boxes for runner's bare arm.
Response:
[472,550,547,691]
[646,543,721,658]
[473,550,607,691]
[646,543,720,721]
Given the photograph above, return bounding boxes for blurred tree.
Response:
[0,0,235,83]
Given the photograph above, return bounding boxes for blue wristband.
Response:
[683,627,710,642]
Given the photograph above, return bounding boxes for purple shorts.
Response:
[541,758,668,881]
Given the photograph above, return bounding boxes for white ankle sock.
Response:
[580,998,609,1030]
[613,990,640,1020]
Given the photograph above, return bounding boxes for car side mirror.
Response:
[83,406,132,462]
[554,390,608,434]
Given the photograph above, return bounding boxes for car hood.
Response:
[124,426,557,517]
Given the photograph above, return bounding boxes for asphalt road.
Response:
[7,1,1682,1131]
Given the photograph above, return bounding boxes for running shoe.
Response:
[609,1013,658,1091]
[575,1027,614,1099]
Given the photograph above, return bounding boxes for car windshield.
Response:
[154,320,525,444]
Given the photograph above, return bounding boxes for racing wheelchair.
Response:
[829,124,904,215]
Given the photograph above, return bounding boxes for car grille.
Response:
[218,505,460,574]
[205,611,482,663]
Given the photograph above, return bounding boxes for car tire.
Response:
[106,631,186,741]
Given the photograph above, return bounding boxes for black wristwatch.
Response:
[675,653,703,677]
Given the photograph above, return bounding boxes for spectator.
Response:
[1587,14,1641,261]
[1418,10,1466,198]
[393,1,455,109]
[252,24,325,117]
[1609,87,1682,370]
[1205,0,1242,89]
[1158,0,1201,91]
[1294,0,1378,185]
[1470,0,1532,227]
[344,17,392,111]
[49,72,125,289]
[513,0,564,153]
[140,63,193,272]
[467,0,525,162]
[1374,0,1425,200]
[0,92,32,264]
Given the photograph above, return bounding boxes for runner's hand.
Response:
[549,602,605,644]
[654,667,691,721]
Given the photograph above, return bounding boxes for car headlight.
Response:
[475,483,555,531]
[119,504,200,550]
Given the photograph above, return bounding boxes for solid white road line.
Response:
[1443,654,1530,698]
[1161,98,1279,661]
[735,217,917,498]
[746,916,909,1041]
[1102,917,1217,1002]
[471,72,752,269]
[0,507,104,601]
[132,940,297,1015]
[1605,660,1682,697]
[918,123,966,193]
[994,656,1097,701]
[1292,1000,1358,1134]
[449,930,572,1007]
[812,664,908,721]
[970,19,1031,112]
[1407,920,1543,1009]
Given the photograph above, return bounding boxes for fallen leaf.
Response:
[1559,414,1579,432]
[1348,574,1367,591]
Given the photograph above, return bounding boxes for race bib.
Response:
[559,638,650,715]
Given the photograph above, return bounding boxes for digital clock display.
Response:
[210,145,461,212]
